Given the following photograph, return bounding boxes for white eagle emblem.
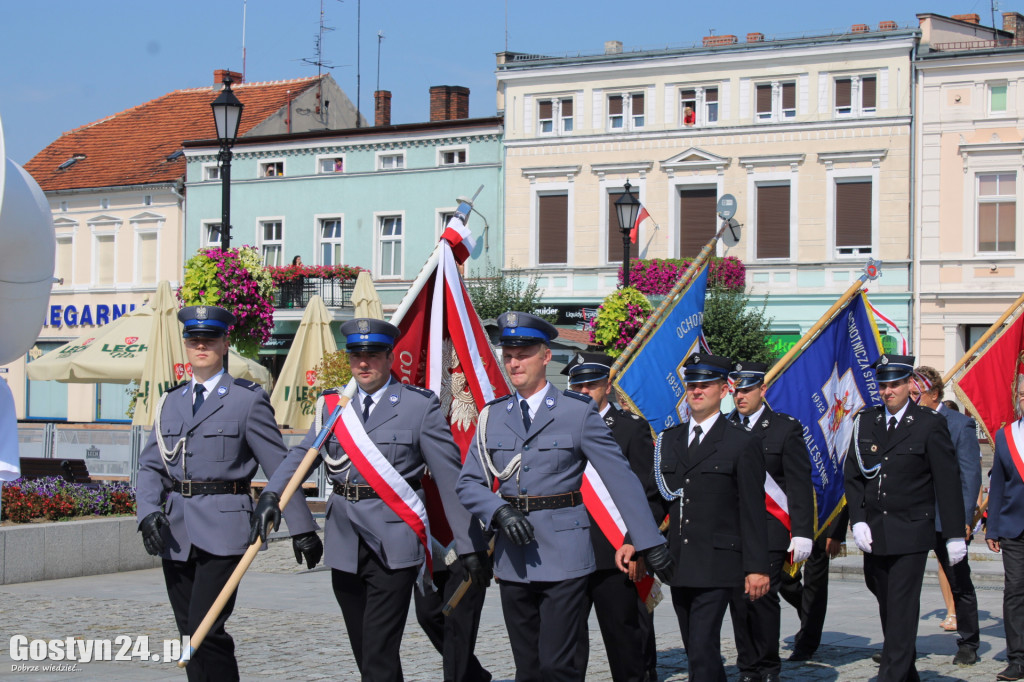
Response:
[438,338,478,431]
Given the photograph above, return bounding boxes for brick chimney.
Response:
[851,23,870,33]
[429,86,470,122]
[878,20,897,31]
[1003,12,1024,43]
[213,69,243,89]
[952,13,980,24]
[375,90,392,126]
[702,34,738,47]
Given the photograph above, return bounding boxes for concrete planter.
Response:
[0,516,160,585]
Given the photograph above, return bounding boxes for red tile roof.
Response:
[24,76,324,192]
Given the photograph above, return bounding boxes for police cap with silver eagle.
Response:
[561,351,614,386]
[682,353,732,383]
[340,318,401,352]
[872,353,915,383]
[497,311,559,347]
[178,305,235,339]
[729,361,770,389]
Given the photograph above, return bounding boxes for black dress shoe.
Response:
[788,650,814,662]
[952,645,978,666]
[998,663,1024,681]
[871,652,882,663]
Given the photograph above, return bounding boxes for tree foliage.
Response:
[465,264,555,322]
[299,350,354,414]
[702,285,776,364]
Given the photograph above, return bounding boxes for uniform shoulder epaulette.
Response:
[563,389,592,403]
[724,418,747,430]
[628,412,641,421]
[402,383,434,397]
[485,394,511,407]
[233,378,259,391]
[322,387,340,396]
[171,380,190,393]
[661,422,687,434]
[920,405,940,415]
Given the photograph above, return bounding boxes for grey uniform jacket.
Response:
[264,380,486,573]
[456,384,666,584]
[136,375,318,561]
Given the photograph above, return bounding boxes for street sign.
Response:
[722,218,741,247]
[717,193,738,219]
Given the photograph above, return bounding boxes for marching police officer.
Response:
[250,318,490,682]
[563,351,661,682]
[619,353,769,682]
[844,354,965,682]
[457,312,673,682]
[136,305,323,682]
[727,361,814,682]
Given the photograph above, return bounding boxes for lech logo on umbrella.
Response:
[125,337,139,345]
[306,370,316,387]
[174,363,186,381]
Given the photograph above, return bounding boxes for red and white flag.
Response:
[630,205,652,244]
[954,308,1024,443]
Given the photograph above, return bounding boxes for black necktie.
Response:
[192,385,205,416]
[362,395,374,423]
[521,399,531,431]
[888,416,897,434]
[742,415,751,430]
[691,424,703,448]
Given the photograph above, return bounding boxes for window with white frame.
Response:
[259,220,284,266]
[260,161,284,178]
[537,97,573,135]
[378,153,405,170]
[608,92,644,131]
[378,216,403,277]
[990,83,1008,114]
[100,198,110,209]
[834,179,873,256]
[834,76,876,117]
[680,87,718,127]
[537,193,569,264]
[437,211,456,241]
[143,195,153,206]
[755,183,791,259]
[204,164,221,181]
[755,81,796,122]
[318,156,345,173]
[202,221,223,247]
[319,218,343,265]
[136,232,158,285]
[55,236,72,286]
[977,172,1016,252]
[439,148,467,166]
[94,234,116,285]
[59,200,68,212]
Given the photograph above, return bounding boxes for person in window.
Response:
[291,255,303,267]
[334,159,344,172]
[684,106,696,126]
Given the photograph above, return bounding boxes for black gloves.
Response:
[139,511,169,556]
[248,491,282,545]
[292,531,324,569]
[492,504,535,546]
[459,551,493,589]
[643,543,675,583]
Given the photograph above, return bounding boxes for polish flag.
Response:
[630,206,651,244]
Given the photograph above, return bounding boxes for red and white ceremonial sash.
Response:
[764,472,792,532]
[324,393,432,578]
[581,463,661,609]
[1004,423,1024,485]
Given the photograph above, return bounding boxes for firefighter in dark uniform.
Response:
[619,353,769,682]
[564,352,662,682]
[844,354,966,682]
[136,305,323,682]
[727,361,815,682]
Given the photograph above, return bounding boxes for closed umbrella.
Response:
[350,271,385,320]
[270,295,336,429]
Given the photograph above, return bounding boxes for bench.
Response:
[18,457,94,484]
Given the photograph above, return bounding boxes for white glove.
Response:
[946,538,967,566]
[852,522,873,553]
[788,536,814,563]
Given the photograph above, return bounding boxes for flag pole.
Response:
[609,221,728,381]
[942,290,1024,385]
[764,259,881,387]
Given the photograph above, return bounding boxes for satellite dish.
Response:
[722,218,742,247]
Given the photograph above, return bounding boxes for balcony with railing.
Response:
[267,265,364,309]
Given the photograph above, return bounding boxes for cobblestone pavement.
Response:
[0,535,1013,680]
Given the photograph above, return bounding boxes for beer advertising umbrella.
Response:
[270,295,337,429]
[350,270,385,320]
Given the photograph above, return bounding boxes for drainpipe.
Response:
[172,177,186,286]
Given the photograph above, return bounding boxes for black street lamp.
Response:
[615,179,641,287]
[210,75,243,252]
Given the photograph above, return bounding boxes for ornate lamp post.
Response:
[210,75,243,252]
[614,179,641,287]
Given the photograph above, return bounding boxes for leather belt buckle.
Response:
[518,494,530,514]
[343,481,359,502]
[181,480,193,498]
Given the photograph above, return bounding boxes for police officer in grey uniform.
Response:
[564,352,662,682]
[727,361,815,682]
[457,312,673,682]
[136,305,322,682]
[845,354,966,682]
[250,318,490,682]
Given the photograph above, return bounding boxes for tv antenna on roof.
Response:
[301,0,342,77]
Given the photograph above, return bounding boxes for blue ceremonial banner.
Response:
[615,262,709,433]
[765,291,884,535]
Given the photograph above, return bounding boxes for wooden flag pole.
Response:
[942,291,1024,385]
[178,380,357,668]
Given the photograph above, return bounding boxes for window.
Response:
[143,195,152,206]
[834,76,876,117]
[59,201,68,212]
[835,180,872,255]
[260,161,284,177]
[96,383,131,422]
[319,156,345,173]
[26,342,68,420]
[439,149,467,166]
[977,172,1016,252]
[259,220,284,265]
[756,184,790,259]
[204,165,221,181]
[607,190,628,264]
[608,92,644,131]
[378,216,403,277]
[538,97,573,135]
[203,221,223,247]
[990,83,1008,114]
[137,232,158,285]
[538,193,568,264]
[680,87,718,127]
[100,198,110,209]
[438,211,456,240]
[378,153,405,170]
[94,234,115,285]
[55,236,72,286]
[679,188,718,258]
[319,218,343,265]
[755,81,796,122]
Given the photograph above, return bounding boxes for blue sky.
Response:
[0,0,1003,165]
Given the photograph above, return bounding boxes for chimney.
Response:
[1003,12,1024,43]
[375,90,392,126]
[851,23,870,33]
[429,85,470,122]
[746,32,764,43]
[878,20,897,31]
[702,34,738,47]
[213,69,244,89]
[605,40,623,55]
[952,13,980,24]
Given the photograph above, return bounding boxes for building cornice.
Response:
[737,153,806,172]
[589,161,653,178]
[817,149,888,168]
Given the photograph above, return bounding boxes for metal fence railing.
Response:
[273,277,355,309]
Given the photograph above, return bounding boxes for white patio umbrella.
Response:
[270,295,337,429]
[350,271,385,320]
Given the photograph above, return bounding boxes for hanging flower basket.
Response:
[589,287,653,357]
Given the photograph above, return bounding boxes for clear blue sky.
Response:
[0,0,1003,165]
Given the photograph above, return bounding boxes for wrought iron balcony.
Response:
[273,277,355,309]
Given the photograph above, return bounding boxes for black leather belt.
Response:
[501,491,583,513]
[172,479,251,497]
[333,479,422,501]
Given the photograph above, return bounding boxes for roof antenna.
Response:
[376,31,385,92]
[301,0,338,79]
[241,0,247,82]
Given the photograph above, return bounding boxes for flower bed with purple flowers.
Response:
[1,478,135,524]
[622,256,746,294]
